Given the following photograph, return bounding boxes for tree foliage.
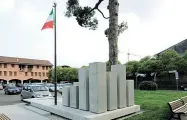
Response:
[65,0,128,71]
[48,66,78,82]
[126,50,187,76]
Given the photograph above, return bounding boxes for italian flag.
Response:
[41,9,54,30]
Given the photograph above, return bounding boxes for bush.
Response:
[139,81,158,90]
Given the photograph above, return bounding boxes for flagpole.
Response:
[53,2,57,105]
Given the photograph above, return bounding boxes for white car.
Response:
[20,85,52,100]
[0,84,3,90]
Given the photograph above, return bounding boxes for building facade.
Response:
[0,56,53,84]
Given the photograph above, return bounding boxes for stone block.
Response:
[126,80,134,107]
[70,85,79,109]
[62,86,70,107]
[79,67,89,111]
[89,62,107,113]
[107,71,117,111]
[73,82,79,86]
[111,64,126,108]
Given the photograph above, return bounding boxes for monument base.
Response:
[24,97,140,120]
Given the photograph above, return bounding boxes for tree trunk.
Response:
[108,0,119,71]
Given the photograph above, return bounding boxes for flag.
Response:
[41,9,54,30]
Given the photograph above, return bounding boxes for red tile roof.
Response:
[0,56,53,66]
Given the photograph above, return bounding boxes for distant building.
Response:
[0,56,53,84]
[156,39,187,56]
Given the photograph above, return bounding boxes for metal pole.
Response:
[176,78,178,91]
[53,2,57,105]
[136,75,138,89]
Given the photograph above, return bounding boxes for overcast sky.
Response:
[1,0,187,67]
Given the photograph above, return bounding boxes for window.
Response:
[4,64,7,68]
[19,65,25,70]
[46,66,48,70]
[27,86,31,91]
[27,65,33,71]
[0,64,2,68]
[23,86,27,90]
[46,72,49,77]
[42,66,45,70]
[4,71,7,76]
[39,72,41,76]
[35,72,37,76]
[37,66,39,69]
[14,71,17,76]
[0,71,2,76]
[25,72,27,76]
[31,72,33,76]
[11,64,15,68]
[43,72,45,76]
[9,71,12,76]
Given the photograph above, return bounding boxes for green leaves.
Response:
[105,21,128,37]
[65,0,98,30]
[126,61,139,73]
[65,0,79,17]
[48,66,78,82]
[126,50,187,76]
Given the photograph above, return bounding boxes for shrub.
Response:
[139,81,158,90]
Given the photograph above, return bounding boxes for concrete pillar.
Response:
[21,80,23,84]
[107,72,117,111]
[73,82,79,86]
[126,80,134,107]
[70,85,79,109]
[111,65,126,108]
[79,67,89,111]
[41,80,43,83]
[89,62,107,113]
[7,80,9,84]
[62,86,70,107]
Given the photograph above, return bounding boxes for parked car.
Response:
[20,85,52,100]
[181,84,187,90]
[0,84,3,90]
[2,84,8,89]
[4,86,20,95]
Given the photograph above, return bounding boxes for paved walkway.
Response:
[0,104,50,120]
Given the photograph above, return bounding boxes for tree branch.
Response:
[97,8,109,19]
[88,0,105,15]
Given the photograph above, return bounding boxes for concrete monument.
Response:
[70,85,79,109]
[79,67,89,111]
[89,62,107,113]
[111,65,126,108]
[107,71,117,111]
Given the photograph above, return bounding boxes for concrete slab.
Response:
[70,85,79,109]
[0,104,50,120]
[126,80,134,107]
[23,105,51,116]
[106,72,117,111]
[24,98,140,120]
[73,82,79,86]
[62,86,70,107]
[89,62,107,113]
[111,65,126,109]
[79,67,89,111]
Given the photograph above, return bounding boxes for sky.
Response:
[1,0,187,67]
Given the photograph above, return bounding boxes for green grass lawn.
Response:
[127,90,187,120]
